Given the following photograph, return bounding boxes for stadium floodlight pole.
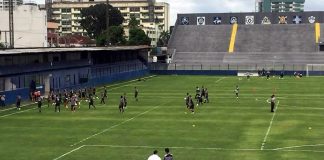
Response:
[106,0,110,45]
[8,0,14,48]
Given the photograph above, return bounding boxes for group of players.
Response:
[17,86,140,113]
[184,86,209,113]
[14,84,141,113]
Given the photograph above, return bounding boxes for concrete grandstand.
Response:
[167,12,324,69]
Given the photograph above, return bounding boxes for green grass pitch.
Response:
[1,75,324,160]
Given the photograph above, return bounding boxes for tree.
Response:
[80,4,124,39]
[0,43,5,49]
[127,17,151,46]
[128,16,140,29]
[157,30,170,47]
[96,26,126,46]
[128,28,151,45]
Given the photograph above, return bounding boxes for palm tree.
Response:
[157,30,170,47]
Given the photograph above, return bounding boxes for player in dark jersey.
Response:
[234,85,239,99]
[92,87,96,97]
[70,95,77,112]
[201,86,205,98]
[134,87,139,101]
[100,92,105,104]
[266,71,270,80]
[270,94,276,112]
[185,93,190,108]
[37,96,42,113]
[119,96,124,113]
[164,148,173,160]
[197,94,203,106]
[205,88,209,103]
[16,95,21,110]
[123,93,127,108]
[195,87,200,99]
[104,86,108,99]
[55,95,61,112]
[88,96,96,109]
[188,95,195,113]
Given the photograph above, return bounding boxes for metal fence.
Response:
[149,63,324,72]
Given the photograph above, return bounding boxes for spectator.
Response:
[0,95,5,107]
[148,150,161,160]
[164,148,173,160]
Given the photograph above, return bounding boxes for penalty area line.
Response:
[261,100,280,150]
[53,145,85,160]
[70,101,169,147]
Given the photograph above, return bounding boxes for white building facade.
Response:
[0,4,48,48]
[0,0,23,10]
[51,0,169,46]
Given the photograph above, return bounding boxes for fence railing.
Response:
[149,63,324,72]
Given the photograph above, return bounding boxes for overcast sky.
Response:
[34,0,323,25]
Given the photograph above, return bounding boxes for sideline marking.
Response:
[274,144,324,150]
[261,100,280,150]
[70,102,169,147]
[0,103,34,112]
[53,144,324,160]
[53,145,85,160]
[0,107,37,118]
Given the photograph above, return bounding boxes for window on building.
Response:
[74,14,81,18]
[62,8,71,13]
[53,8,60,12]
[74,8,81,12]
[154,6,163,10]
[121,13,128,17]
[62,14,72,20]
[62,20,71,25]
[130,7,140,12]
[142,19,150,23]
[119,7,127,10]
[155,13,163,17]
[142,7,148,10]
[62,27,72,32]
[130,13,140,18]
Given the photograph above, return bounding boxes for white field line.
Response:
[273,144,324,150]
[261,100,280,150]
[0,107,37,118]
[53,145,85,160]
[84,145,324,153]
[105,75,156,91]
[53,144,324,159]
[70,102,169,147]
[0,103,34,112]
[215,77,226,83]
[0,76,157,118]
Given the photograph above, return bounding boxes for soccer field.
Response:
[1,75,324,160]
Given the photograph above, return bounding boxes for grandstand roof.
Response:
[0,46,150,55]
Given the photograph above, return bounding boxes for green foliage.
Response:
[128,16,140,29]
[80,3,124,39]
[127,17,151,46]
[128,28,151,46]
[96,26,126,46]
[157,30,170,47]
[0,43,5,48]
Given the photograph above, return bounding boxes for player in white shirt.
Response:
[148,150,161,160]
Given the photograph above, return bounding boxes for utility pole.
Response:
[9,0,14,48]
[105,0,110,45]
